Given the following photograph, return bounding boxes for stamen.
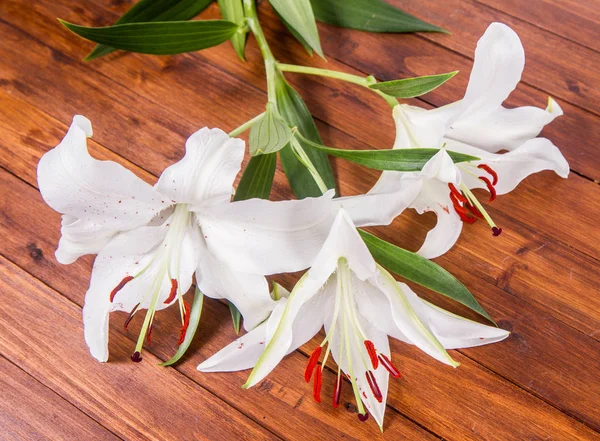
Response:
[477,164,498,186]
[448,183,467,203]
[333,371,342,408]
[478,176,497,201]
[163,279,178,304]
[110,276,134,302]
[365,371,383,403]
[492,226,503,236]
[177,301,191,345]
[465,200,484,219]
[378,354,402,378]
[313,365,323,403]
[304,346,322,382]
[130,351,142,363]
[124,303,140,330]
[357,413,369,422]
[364,340,379,370]
[146,324,153,344]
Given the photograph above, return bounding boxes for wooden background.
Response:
[1,0,599,440]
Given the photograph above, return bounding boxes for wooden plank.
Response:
[385,0,600,115]
[2,151,600,435]
[475,0,600,51]
[2,4,599,265]
[2,172,599,440]
[0,258,277,441]
[0,177,439,440]
[0,356,121,441]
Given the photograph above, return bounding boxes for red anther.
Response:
[130,351,142,363]
[146,324,153,344]
[465,200,484,219]
[313,365,323,403]
[365,371,383,403]
[164,279,178,304]
[333,373,343,408]
[177,301,191,345]
[357,413,369,422]
[451,199,477,223]
[304,346,322,382]
[478,164,498,186]
[378,354,402,378]
[124,303,140,331]
[448,183,467,203]
[479,176,497,201]
[492,227,503,237]
[364,340,379,370]
[110,276,134,302]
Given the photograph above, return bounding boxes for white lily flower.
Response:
[38,116,334,362]
[369,23,569,258]
[198,209,509,429]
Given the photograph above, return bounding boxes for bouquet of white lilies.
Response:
[38,0,568,430]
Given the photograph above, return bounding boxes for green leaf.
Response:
[359,230,495,324]
[274,72,336,198]
[269,0,324,58]
[276,11,313,56]
[218,0,248,60]
[86,0,213,60]
[60,19,239,56]
[370,72,458,98]
[233,153,277,201]
[160,287,204,367]
[227,301,242,334]
[298,135,478,171]
[311,0,446,33]
[249,102,293,155]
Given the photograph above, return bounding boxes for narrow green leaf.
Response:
[86,0,213,60]
[276,11,313,56]
[311,0,446,33]
[249,102,293,155]
[60,20,239,56]
[274,71,336,198]
[160,287,204,367]
[218,0,248,60]
[359,230,495,324]
[269,0,324,58]
[227,300,242,334]
[233,153,277,201]
[370,72,458,98]
[298,135,478,171]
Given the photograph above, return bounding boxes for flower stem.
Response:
[228,112,265,138]
[243,0,277,103]
[277,63,398,108]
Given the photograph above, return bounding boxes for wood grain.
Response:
[1,0,599,439]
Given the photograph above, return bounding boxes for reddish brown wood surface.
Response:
[1,0,599,439]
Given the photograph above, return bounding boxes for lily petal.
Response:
[199,190,335,275]
[392,104,448,149]
[325,287,390,429]
[450,23,524,125]
[37,116,167,243]
[195,239,274,331]
[55,215,118,264]
[372,268,459,367]
[411,179,464,259]
[446,97,563,153]
[419,299,510,349]
[156,127,244,207]
[308,209,377,282]
[244,274,331,388]
[450,138,569,195]
[334,177,422,227]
